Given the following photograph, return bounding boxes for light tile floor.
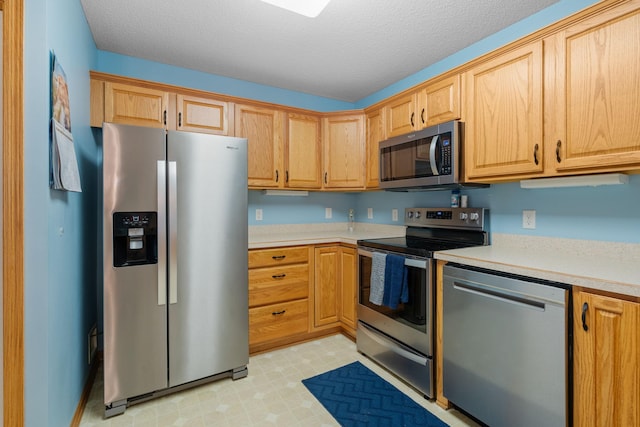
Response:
[80,334,479,426]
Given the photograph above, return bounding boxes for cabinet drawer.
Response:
[249,264,309,307]
[248,246,309,268]
[249,299,309,345]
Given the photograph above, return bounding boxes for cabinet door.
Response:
[366,108,385,188]
[546,6,640,173]
[235,104,284,188]
[322,114,366,189]
[286,113,322,188]
[464,42,544,180]
[314,246,340,327]
[339,247,357,331]
[573,290,639,427]
[104,82,169,129]
[176,94,230,135]
[423,74,461,127]
[385,93,418,137]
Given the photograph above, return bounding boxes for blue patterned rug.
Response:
[302,361,449,427]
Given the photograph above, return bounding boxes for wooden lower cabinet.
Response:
[339,247,358,333]
[314,246,340,326]
[248,243,359,353]
[573,289,640,427]
[248,246,312,352]
[314,245,358,335]
[249,300,309,345]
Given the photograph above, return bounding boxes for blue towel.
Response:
[382,254,408,309]
[369,253,387,305]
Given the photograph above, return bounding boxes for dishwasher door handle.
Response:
[453,281,545,311]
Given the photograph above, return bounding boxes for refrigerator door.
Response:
[167,131,249,387]
[103,123,169,404]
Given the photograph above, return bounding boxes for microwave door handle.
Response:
[429,135,439,175]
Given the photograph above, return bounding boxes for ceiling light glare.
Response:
[261,0,332,18]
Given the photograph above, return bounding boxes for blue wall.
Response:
[97,51,355,112]
[24,0,98,425]
[249,173,640,244]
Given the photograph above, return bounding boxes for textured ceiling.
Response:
[81,0,559,102]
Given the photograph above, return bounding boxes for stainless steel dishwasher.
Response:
[442,264,571,427]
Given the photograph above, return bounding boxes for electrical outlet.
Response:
[367,208,373,219]
[522,210,536,229]
[325,207,332,219]
[392,209,398,222]
[255,209,263,221]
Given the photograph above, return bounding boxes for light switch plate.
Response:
[255,209,263,221]
[367,208,373,219]
[325,207,332,219]
[392,209,398,222]
[522,209,536,229]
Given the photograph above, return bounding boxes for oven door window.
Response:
[359,253,427,334]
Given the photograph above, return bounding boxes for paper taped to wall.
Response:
[51,119,82,192]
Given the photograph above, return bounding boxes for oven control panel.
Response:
[405,207,487,230]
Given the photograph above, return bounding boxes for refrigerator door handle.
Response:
[168,161,178,304]
[157,160,167,306]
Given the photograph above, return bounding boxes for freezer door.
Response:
[167,131,249,387]
[103,123,168,405]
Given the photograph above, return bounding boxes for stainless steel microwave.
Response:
[379,120,479,191]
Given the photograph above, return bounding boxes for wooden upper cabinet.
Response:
[235,104,285,188]
[385,92,420,137]
[464,41,544,181]
[322,113,366,189]
[366,108,385,188]
[573,290,639,427]
[545,5,640,174]
[423,74,460,127]
[385,74,460,138]
[176,94,231,135]
[286,113,322,189]
[104,82,169,129]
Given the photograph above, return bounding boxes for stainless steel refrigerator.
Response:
[102,123,249,417]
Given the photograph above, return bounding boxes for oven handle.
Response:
[358,248,427,270]
[359,322,428,366]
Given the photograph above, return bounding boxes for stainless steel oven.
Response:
[356,207,489,399]
[357,248,434,396]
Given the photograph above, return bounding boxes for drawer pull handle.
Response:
[533,143,539,165]
[271,255,286,260]
[272,310,286,316]
[556,140,562,163]
[581,302,589,331]
[272,274,286,279]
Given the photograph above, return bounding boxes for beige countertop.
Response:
[435,234,640,298]
[249,223,405,249]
